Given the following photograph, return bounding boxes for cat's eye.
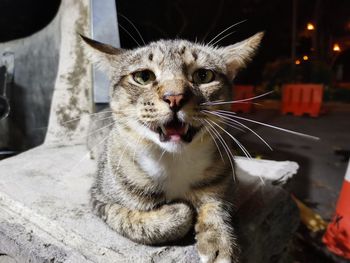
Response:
[132,70,156,85]
[193,69,215,84]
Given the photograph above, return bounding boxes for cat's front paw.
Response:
[196,229,239,263]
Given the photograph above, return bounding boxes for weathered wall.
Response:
[0,6,61,150]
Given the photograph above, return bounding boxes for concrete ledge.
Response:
[0,145,198,262]
[0,144,299,262]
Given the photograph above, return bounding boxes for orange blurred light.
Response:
[307,23,315,30]
[295,59,301,65]
[303,55,309,61]
[333,43,341,52]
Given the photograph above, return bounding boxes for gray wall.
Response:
[0,8,61,151]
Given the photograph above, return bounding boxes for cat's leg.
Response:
[194,200,240,263]
[92,198,193,245]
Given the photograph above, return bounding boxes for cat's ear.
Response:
[221,32,264,80]
[79,34,124,72]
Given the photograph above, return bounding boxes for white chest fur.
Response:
[137,143,214,200]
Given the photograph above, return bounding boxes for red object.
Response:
[323,180,350,259]
[281,84,323,117]
[231,85,255,113]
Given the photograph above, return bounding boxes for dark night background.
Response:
[1,0,349,85]
[0,1,350,262]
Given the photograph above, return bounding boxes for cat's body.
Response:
[82,34,263,263]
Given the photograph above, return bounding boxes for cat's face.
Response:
[82,33,263,152]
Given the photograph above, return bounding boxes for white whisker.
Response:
[215,110,320,140]
[197,118,225,163]
[201,91,274,106]
[210,31,236,47]
[119,24,141,47]
[113,109,137,113]
[208,118,265,185]
[117,144,129,170]
[91,115,114,122]
[204,120,235,161]
[158,149,167,162]
[207,119,252,159]
[207,20,247,46]
[203,110,273,151]
[214,118,246,133]
[118,13,146,45]
[83,120,116,139]
[67,132,112,174]
[205,118,265,185]
[36,110,114,129]
[203,119,236,179]
[132,134,144,164]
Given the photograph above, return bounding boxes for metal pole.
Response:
[91,0,121,104]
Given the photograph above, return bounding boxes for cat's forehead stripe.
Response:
[180,46,186,54]
[123,39,226,73]
[191,52,198,61]
[151,41,204,66]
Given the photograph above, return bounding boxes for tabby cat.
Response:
[81,32,264,263]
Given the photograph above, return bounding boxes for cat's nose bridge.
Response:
[160,79,192,111]
[160,78,188,95]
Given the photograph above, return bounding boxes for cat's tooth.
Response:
[159,132,167,142]
[160,125,167,135]
[184,123,189,134]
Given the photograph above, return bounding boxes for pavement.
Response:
[232,101,350,220]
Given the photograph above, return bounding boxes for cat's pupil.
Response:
[198,69,207,81]
[140,71,150,81]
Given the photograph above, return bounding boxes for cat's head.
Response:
[81,33,263,152]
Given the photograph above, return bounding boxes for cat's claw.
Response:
[196,231,238,263]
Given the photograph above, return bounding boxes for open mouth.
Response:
[156,118,200,143]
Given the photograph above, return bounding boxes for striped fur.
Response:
[83,33,263,263]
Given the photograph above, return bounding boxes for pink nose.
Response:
[162,93,185,111]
